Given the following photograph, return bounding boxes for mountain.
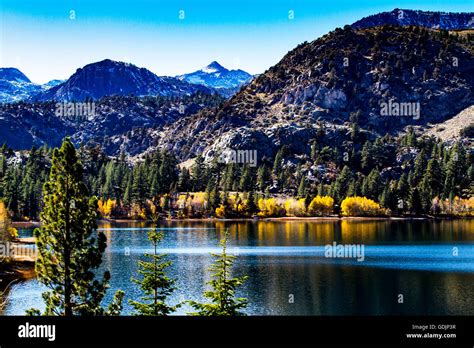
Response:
[1,12,473,160]
[177,61,253,97]
[352,9,474,30]
[0,68,43,103]
[0,68,31,83]
[154,25,474,161]
[0,69,67,103]
[43,79,64,88]
[0,93,224,153]
[32,59,214,102]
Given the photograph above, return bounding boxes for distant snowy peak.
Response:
[177,61,253,96]
[0,68,31,83]
[0,68,42,103]
[352,8,474,30]
[43,79,64,88]
[0,68,67,103]
[32,59,213,102]
[201,61,228,74]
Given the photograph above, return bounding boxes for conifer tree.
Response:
[188,230,248,316]
[247,190,257,215]
[409,187,423,215]
[130,218,178,316]
[297,176,307,198]
[28,138,123,316]
[257,165,270,192]
[191,154,206,191]
[420,158,444,202]
[333,165,352,202]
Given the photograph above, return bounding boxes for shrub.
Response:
[215,205,226,218]
[308,196,334,216]
[340,196,386,216]
[433,196,474,216]
[257,198,285,217]
[284,198,307,216]
[98,198,116,218]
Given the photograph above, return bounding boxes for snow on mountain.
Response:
[177,61,253,96]
[0,68,43,103]
[32,59,214,102]
[0,69,66,103]
[42,79,65,88]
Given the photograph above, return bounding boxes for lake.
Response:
[2,219,474,315]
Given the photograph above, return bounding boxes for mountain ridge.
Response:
[31,59,215,102]
[352,8,474,30]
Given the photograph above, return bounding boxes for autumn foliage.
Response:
[0,200,17,241]
[341,196,386,216]
[98,199,117,218]
[308,196,334,216]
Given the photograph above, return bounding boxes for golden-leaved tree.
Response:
[341,196,386,217]
[307,196,334,216]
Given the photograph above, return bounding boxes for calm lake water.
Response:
[3,219,474,315]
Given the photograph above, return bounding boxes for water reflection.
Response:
[5,219,474,315]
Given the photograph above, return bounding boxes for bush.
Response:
[432,196,474,216]
[257,198,285,217]
[308,196,334,216]
[284,198,307,216]
[215,205,226,218]
[340,196,386,216]
[98,199,117,218]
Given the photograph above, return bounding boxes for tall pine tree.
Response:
[29,138,123,316]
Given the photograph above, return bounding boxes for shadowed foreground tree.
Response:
[27,138,123,316]
[129,216,179,316]
[188,229,248,316]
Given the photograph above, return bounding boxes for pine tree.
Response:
[365,168,382,200]
[333,166,352,203]
[397,173,410,204]
[178,167,191,192]
[443,143,468,198]
[361,141,373,173]
[297,176,307,198]
[132,165,147,206]
[420,158,444,201]
[239,165,252,191]
[272,146,286,175]
[130,218,178,316]
[257,165,270,192]
[159,151,178,193]
[28,138,123,316]
[188,230,248,316]
[247,190,257,215]
[412,149,427,185]
[191,154,206,191]
[123,173,133,206]
[409,187,423,215]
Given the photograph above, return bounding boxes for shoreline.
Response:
[12,215,472,227]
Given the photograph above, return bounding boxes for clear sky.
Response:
[1,0,473,84]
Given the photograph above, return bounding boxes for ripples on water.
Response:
[4,219,474,315]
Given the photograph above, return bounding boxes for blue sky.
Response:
[1,0,473,83]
